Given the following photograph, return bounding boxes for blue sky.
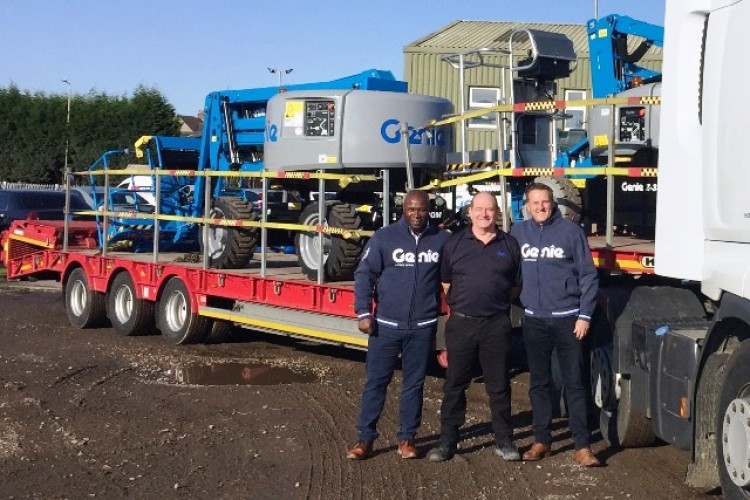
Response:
[2,0,665,116]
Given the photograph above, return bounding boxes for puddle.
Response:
[175,362,315,386]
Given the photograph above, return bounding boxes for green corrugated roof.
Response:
[407,20,662,59]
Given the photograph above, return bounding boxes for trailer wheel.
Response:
[204,319,234,344]
[296,202,364,281]
[65,267,108,329]
[204,196,258,269]
[107,272,155,336]
[522,176,582,223]
[157,277,210,345]
[717,340,750,498]
[601,377,656,448]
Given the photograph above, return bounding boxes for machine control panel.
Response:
[304,100,336,137]
[619,107,646,143]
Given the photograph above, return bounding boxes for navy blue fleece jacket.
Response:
[354,217,450,329]
[510,210,599,321]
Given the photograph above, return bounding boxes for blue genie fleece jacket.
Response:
[354,217,450,329]
[510,209,599,321]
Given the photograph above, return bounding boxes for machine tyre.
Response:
[107,272,155,336]
[523,176,582,222]
[295,201,364,281]
[716,340,750,499]
[65,267,108,329]
[602,377,656,448]
[204,196,258,269]
[157,277,210,345]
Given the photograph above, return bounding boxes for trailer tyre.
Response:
[204,196,258,269]
[601,377,656,448]
[65,267,108,329]
[107,272,155,336]
[296,202,364,281]
[157,277,210,345]
[523,176,582,222]
[717,340,750,499]
[204,320,234,344]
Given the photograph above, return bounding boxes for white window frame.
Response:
[467,87,501,129]
[563,89,587,130]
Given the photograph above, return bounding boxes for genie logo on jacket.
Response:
[392,248,440,266]
[521,243,566,260]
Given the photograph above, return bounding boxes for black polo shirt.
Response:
[441,227,521,317]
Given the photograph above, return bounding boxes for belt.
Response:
[450,311,505,320]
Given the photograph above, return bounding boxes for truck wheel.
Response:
[295,202,364,281]
[157,277,210,345]
[205,196,258,269]
[601,377,656,448]
[65,267,108,329]
[107,272,155,336]
[522,176,582,222]
[717,340,750,499]
[590,345,617,411]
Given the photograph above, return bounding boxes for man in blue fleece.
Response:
[346,190,450,460]
[510,182,601,467]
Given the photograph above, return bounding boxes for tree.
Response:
[0,85,180,183]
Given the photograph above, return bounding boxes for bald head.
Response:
[403,190,430,233]
[404,190,429,206]
[470,192,499,211]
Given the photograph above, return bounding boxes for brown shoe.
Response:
[522,442,552,461]
[572,447,601,467]
[346,441,373,460]
[397,440,418,459]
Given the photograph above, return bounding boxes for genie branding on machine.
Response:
[265,118,445,147]
[521,244,566,260]
[392,248,440,266]
[380,119,446,146]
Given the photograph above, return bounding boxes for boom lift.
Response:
[86,70,452,280]
[557,14,664,236]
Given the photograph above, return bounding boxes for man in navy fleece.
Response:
[510,182,601,467]
[346,190,449,460]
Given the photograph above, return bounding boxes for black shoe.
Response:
[494,442,520,461]
[427,443,456,462]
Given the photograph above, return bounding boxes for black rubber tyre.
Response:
[204,196,258,269]
[716,340,750,499]
[523,176,582,222]
[204,320,234,344]
[687,351,728,489]
[65,267,108,329]
[601,377,656,448]
[107,272,155,336]
[295,201,364,281]
[157,277,210,345]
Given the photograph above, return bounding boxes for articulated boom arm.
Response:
[587,14,664,98]
[194,69,409,203]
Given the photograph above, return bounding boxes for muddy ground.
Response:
[0,281,717,499]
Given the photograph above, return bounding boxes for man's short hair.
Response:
[524,182,554,203]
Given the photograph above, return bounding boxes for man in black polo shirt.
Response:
[427,192,522,462]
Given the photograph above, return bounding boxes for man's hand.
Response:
[574,319,590,340]
[358,317,374,335]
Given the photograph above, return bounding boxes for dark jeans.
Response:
[523,315,590,450]
[356,323,435,442]
[439,313,513,447]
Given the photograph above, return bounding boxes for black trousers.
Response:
[439,313,513,446]
[523,315,590,449]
